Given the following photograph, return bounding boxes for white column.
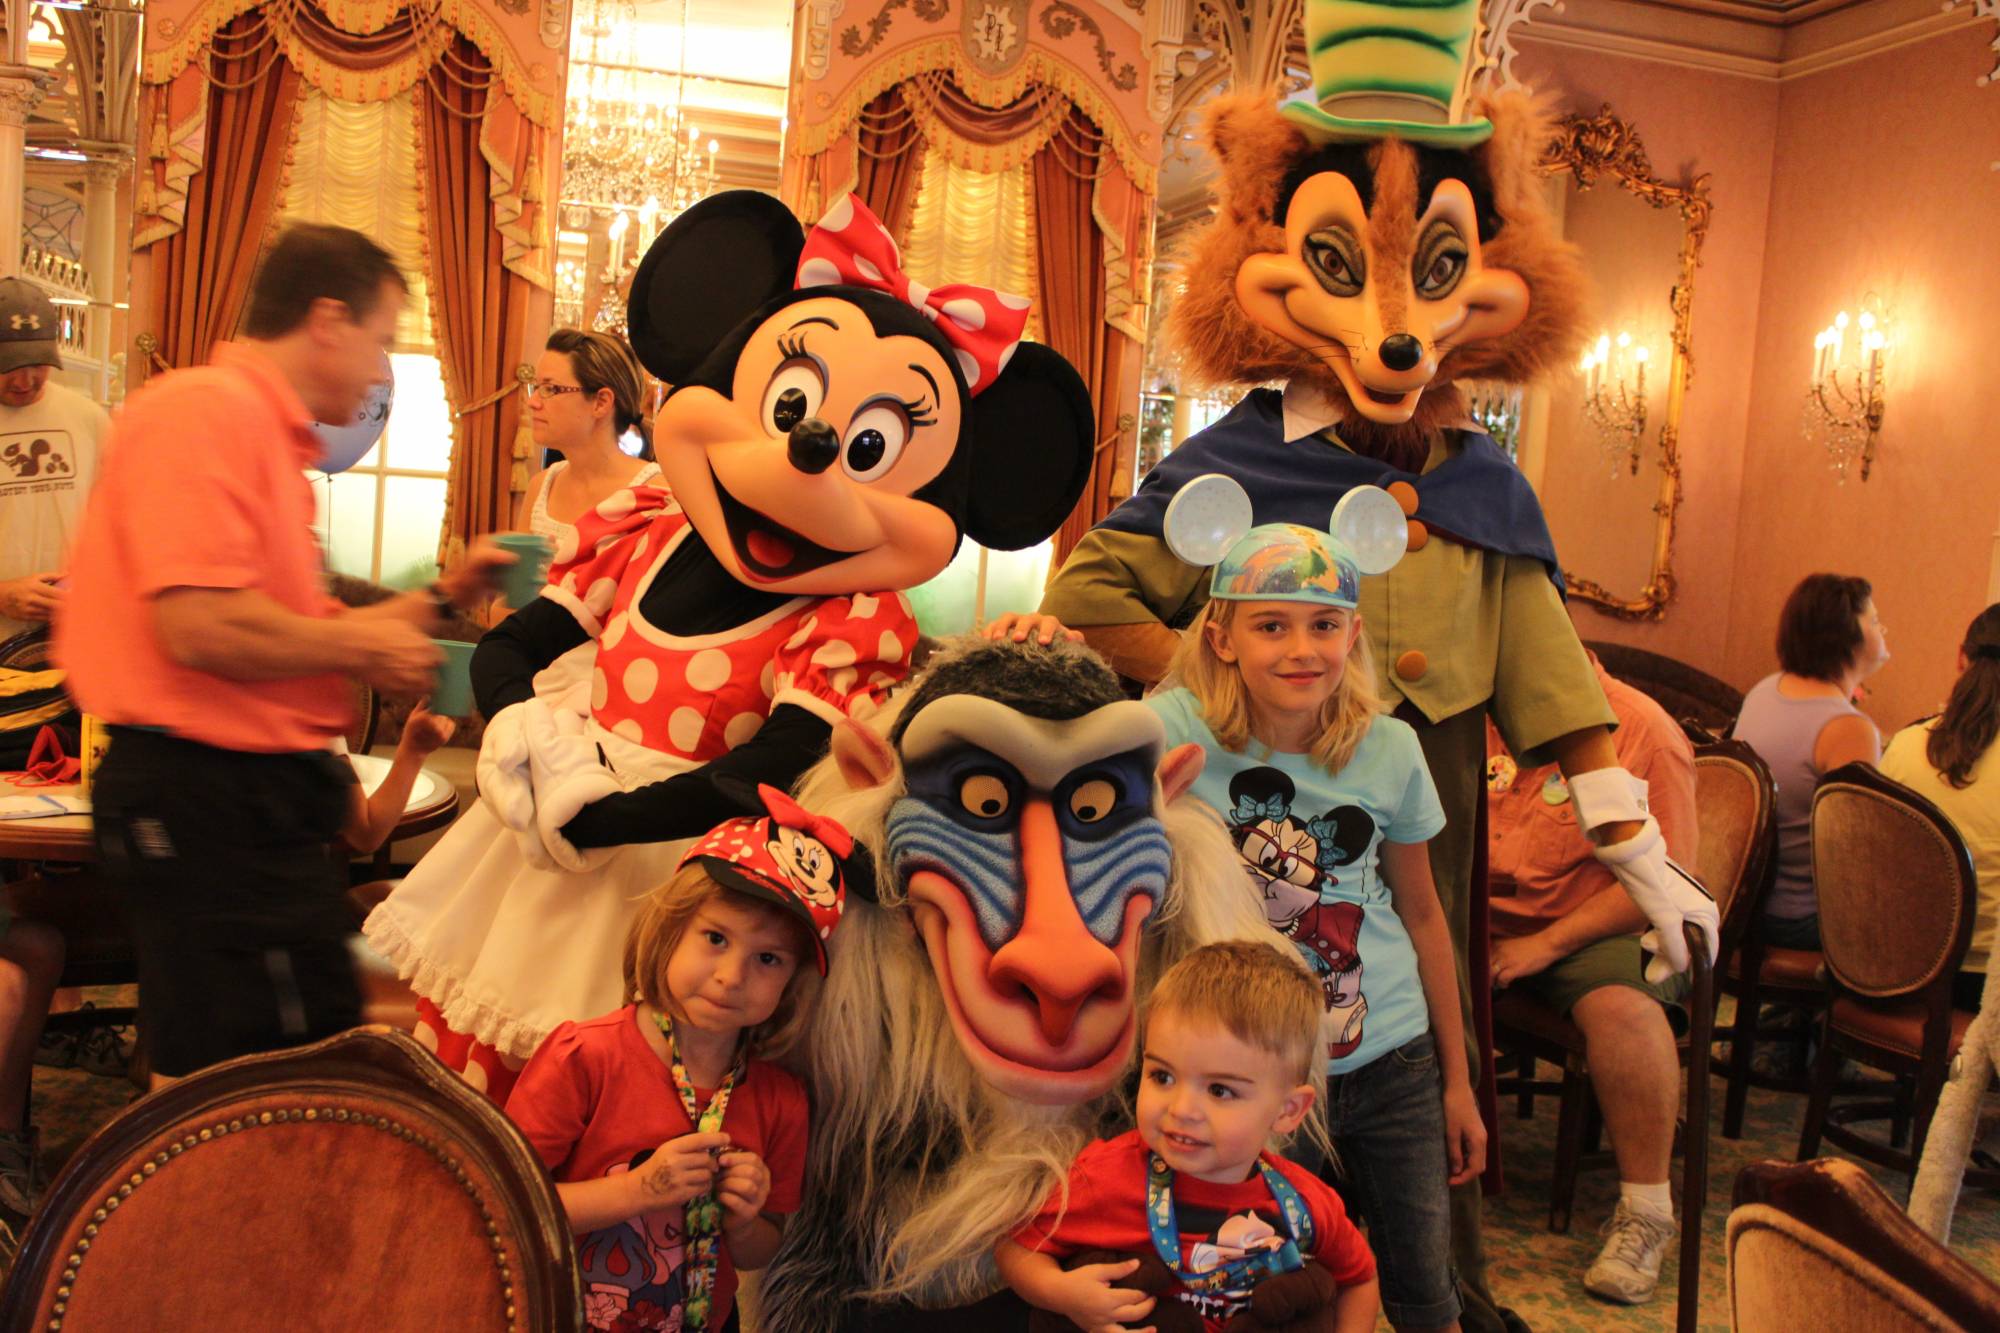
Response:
[82,154,123,396]
[0,65,53,280]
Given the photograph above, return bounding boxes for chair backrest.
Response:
[1586,640,1746,738]
[1728,1158,2000,1331]
[1692,738,1777,946]
[0,1028,581,1331]
[347,678,379,756]
[1810,762,1976,1000]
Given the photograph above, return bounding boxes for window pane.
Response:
[379,476,448,589]
[382,353,454,474]
[318,472,380,582]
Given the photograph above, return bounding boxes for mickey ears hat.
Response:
[680,784,852,975]
[1279,0,1493,148]
[1163,474,1409,608]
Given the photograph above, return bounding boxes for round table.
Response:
[0,755,461,865]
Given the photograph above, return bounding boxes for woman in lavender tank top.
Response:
[1731,574,1890,950]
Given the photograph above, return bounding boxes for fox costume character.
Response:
[1040,4,1717,1319]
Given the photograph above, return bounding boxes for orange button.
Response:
[1386,481,1420,516]
[1395,649,1428,682]
[1405,519,1429,552]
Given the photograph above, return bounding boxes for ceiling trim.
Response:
[1516,0,1988,80]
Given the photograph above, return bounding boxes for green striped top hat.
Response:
[1280,0,1492,147]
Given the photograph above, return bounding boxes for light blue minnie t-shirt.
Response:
[1148,687,1448,1074]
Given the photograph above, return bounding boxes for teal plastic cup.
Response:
[495,532,553,609]
[430,639,478,717]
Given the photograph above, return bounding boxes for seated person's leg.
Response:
[0,918,65,1212]
[1514,934,1685,1305]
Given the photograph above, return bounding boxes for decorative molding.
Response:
[1473,0,1566,92]
[1512,0,1989,81]
[841,0,951,59]
[963,0,1031,75]
[801,0,847,80]
[1942,0,1999,84]
[1540,106,1712,621]
[0,65,56,130]
[538,0,568,48]
[1040,1,1138,93]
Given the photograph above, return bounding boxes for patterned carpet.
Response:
[11,995,2000,1330]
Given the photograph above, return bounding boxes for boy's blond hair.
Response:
[1144,940,1321,1085]
[623,862,822,1061]
[1167,598,1383,777]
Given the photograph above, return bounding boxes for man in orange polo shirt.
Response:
[57,224,503,1084]
[1485,652,1697,1307]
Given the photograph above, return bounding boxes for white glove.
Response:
[1568,767,1719,981]
[520,699,623,872]
[475,702,535,831]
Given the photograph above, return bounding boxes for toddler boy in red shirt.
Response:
[999,941,1380,1332]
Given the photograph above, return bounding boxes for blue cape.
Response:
[1100,389,1565,591]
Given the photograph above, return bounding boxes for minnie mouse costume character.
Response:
[364,192,1093,1100]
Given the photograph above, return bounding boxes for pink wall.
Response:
[1727,29,2000,734]
[1513,39,1778,674]
[1515,26,2000,736]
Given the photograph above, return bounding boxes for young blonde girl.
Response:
[996,515,1484,1333]
[504,785,850,1333]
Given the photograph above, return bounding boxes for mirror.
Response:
[1527,107,1711,620]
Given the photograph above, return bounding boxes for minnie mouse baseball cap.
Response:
[680,784,852,974]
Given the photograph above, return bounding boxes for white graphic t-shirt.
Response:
[0,381,108,639]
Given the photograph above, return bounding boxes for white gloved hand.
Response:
[1568,767,1719,981]
[475,702,535,831]
[520,699,622,872]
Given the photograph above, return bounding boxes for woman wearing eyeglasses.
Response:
[516,329,661,706]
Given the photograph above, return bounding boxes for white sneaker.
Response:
[1584,1199,1676,1304]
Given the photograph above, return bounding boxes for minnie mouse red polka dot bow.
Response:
[795,193,1031,396]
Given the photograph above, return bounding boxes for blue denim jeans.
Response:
[1288,1031,1461,1328]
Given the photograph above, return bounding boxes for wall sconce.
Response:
[1577,330,1649,475]
[1803,304,1888,482]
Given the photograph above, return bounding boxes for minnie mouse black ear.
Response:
[960,342,1095,551]
[627,191,805,383]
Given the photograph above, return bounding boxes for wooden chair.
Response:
[1728,1157,2000,1331]
[1797,763,1996,1190]
[0,1027,582,1330]
[1584,641,1745,739]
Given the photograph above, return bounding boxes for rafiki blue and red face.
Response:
[883,695,1175,1105]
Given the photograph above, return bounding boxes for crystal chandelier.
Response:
[561,0,720,219]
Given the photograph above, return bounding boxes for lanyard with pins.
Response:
[652,1007,743,1332]
[1145,1152,1315,1295]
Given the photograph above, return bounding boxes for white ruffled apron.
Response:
[363,718,695,1065]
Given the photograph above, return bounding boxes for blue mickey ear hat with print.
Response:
[1163,473,1410,607]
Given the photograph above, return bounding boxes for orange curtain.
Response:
[852,88,924,244]
[140,16,301,372]
[1033,108,1134,563]
[421,37,535,562]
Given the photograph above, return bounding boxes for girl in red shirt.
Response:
[506,786,850,1333]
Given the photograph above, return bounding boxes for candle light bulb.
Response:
[1633,346,1649,364]
[1616,331,1632,349]
[1858,312,1876,331]
[1595,333,1611,359]
[708,139,719,156]
[1835,311,1850,329]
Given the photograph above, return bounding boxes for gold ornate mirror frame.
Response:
[1538,107,1712,620]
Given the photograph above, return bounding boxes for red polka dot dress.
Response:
[365,481,917,1103]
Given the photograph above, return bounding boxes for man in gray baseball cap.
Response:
[0,275,107,636]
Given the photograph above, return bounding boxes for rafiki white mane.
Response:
[756,669,1291,1330]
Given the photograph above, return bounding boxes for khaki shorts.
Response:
[1511,933,1690,1035]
